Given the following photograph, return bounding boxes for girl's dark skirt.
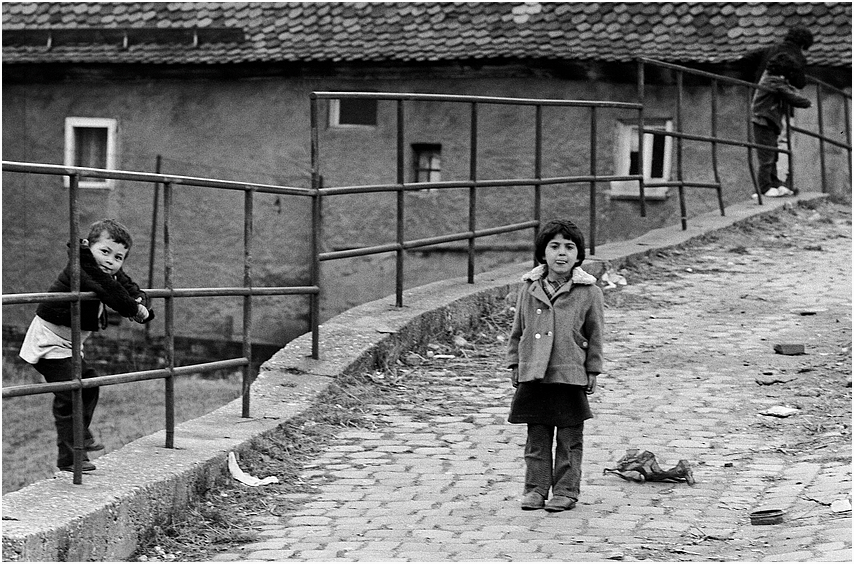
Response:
[508,382,592,427]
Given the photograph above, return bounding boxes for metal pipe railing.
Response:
[2,161,318,480]
[639,57,851,225]
[317,174,644,195]
[533,104,543,261]
[310,91,646,318]
[8,68,847,482]
[1,161,312,196]
[589,106,598,254]
[636,59,647,216]
[3,359,249,398]
[242,188,254,418]
[68,173,84,484]
[468,102,478,283]
[311,91,641,109]
[318,221,539,262]
[163,180,175,449]
[395,99,406,307]
[711,78,725,215]
[676,69,687,230]
[3,286,317,305]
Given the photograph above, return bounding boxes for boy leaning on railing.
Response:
[19,219,155,473]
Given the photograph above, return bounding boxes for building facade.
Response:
[3,2,851,346]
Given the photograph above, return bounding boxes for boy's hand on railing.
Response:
[131,304,149,323]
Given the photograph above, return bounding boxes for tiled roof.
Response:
[2,2,851,67]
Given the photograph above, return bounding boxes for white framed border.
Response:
[610,119,673,200]
[328,99,378,129]
[63,117,118,189]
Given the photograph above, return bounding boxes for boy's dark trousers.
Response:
[33,358,99,468]
[753,121,783,194]
[524,423,583,500]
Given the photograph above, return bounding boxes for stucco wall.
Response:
[2,67,847,346]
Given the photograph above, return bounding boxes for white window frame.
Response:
[328,98,378,129]
[64,117,118,189]
[610,119,673,200]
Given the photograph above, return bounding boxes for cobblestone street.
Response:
[216,201,851,562]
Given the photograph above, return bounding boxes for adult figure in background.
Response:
[754,26,814,89]
[750,26,814,193]
[751,53,812,198]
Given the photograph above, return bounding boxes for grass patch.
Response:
[2,357,241,494]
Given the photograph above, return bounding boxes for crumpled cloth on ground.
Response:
[228,452,280,486]
[604,449,695,485]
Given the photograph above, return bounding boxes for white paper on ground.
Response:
[228,451,280,486]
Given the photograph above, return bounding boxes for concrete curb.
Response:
[1,193,829,561]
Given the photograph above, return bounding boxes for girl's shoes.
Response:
[520,491,545,510]
[544,495,577,512]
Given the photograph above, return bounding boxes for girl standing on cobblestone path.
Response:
[506,219,604,512]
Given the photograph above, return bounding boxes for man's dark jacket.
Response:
[754,40,808,89]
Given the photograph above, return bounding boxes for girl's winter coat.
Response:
[506,265,603,386]
[36,242,152,331]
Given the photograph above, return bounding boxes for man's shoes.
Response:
[59,461,97,472]
[544,495,577,512]
[84,440,104,452]
[520,491,545,510]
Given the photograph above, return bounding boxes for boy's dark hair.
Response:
[87,219,133,250]
[534,219,585,268]
[785,26,814,49]
[767,52,798,80]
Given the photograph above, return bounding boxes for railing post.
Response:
[783,109,794,193]
[845,89,852,186]
[747,85,763,204]
[589,106,597,255]
[676,70,687,230]
[534,104,542,263]
[242,188,254,418]
[816,83,827,194]
[146,155,161,340]
[636,59,647,217]
[68,173,84,484]
[309,93,321,359]
[163,181,175,449]
[711,79,725,215]
[395,99,405,307]
[468,102,478,284]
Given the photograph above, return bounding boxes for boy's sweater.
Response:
[751,72,812,134]
[36,242,150,331]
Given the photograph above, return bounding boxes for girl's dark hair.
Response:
[534,219,585,268]
[87,219,133,250]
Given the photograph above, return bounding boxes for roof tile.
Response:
[2,2,850,67]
